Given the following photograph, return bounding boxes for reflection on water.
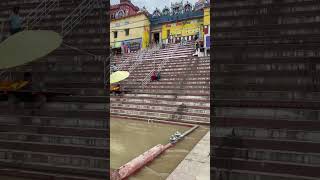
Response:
[111,118,209,180]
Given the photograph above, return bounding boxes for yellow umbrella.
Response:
[0,80,29,91]
[0,30,62,69]
[110,71,130,84]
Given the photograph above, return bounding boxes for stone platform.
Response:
[166,131,210,180]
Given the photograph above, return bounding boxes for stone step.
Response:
[123,89,210,95]
[121,93,210,100]
[116,55,194,64]
[118,61,209,70]
[123,77,210,82]
[48,96,108,103]
[117,57,209,64]
[125,84,209,89]
[0,101,107,112]
[126,86,209,91]
[114,55,210,62]
[45,88,106,96]
[0,150,107,178]
[128,72,210,76]
[0,123,107,138]
[111,107,209,122]
[214,90,320,102]
[0,139,107,157]
[0,132,107,147]
[214,126,320,143]
[212,145,320,166]
[214,155,320,179]
[0,108,106,119]
[46,82,104,88]
[111,113,209,125]
[0,115,107,129]
[214,116,320,131]
[110,96,209,107]
[115,58,210,67]
[120,63,210,71]
[0,167,106,180]
[19,65,104,72]
[214,106,320,121]
[43,102,108,111]
[111,103,209,115]
[123,76,210,83]
[127,72,210,78]
[125,67,210,74]
[115,49,193,59]
[128,71,209,77]
[214,99,320,109]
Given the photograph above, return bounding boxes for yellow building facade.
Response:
[110,13,150,51]
[161,18,203,42]
[203,7,210,48]
[204,7,210,26]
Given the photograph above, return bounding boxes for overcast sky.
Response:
[110,0,199,13]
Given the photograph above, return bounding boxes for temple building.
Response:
[110,0,150,52]
[110,0,210,52]
[150,0,209,44]
[110,0,139,19]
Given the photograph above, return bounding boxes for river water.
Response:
[111,118,209,180]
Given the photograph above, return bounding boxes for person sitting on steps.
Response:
[111,84,122,96]
[151,71,157,81]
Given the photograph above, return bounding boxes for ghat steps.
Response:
[111,43,210,124]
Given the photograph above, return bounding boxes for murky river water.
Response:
[111,118,209,180]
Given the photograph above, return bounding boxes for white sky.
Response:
[110,0,199,13]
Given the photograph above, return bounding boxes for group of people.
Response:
[180,37,187,46]
[121,43,130,54]
[193,39,204,57]
[149,40,157,49]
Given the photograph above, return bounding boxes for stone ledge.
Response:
[167,132,210,180]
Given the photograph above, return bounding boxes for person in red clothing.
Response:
[151,71,157,81]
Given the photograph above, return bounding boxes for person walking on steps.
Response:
[8,7,23,35]
[121,42,125,55]
[193,40,200,56]
[156,71,161,81]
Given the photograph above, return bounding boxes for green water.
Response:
[111,118,209,180]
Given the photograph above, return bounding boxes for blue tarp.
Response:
[206,36,210,48]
